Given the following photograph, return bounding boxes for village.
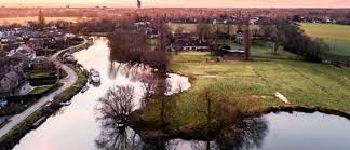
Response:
[0,11,95,124]
[0,4,350,149]
[0,9,338,121]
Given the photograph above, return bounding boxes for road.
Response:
[0,49,79,138]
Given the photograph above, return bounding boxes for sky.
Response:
[1,0,350,8]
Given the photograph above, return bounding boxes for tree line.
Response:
[262,18,329,62]
[108,21,168,75]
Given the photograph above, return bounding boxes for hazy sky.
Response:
[2,0,350,8]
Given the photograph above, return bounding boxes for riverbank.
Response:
[0,39,92,150]
[0,65,88,150]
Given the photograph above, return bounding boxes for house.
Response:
[0,71,26,96]
[0,97,8,109]
[28,38,44,51]
[22,31,41,38]
[0,30,16,39]
[31,56,56,71]
[236,29,244,44]
[214,44,245,59]
[213,18,227,24]
[172,39,210,52]
[15,82,33,96]
[325,17,337,24]
[6,44,36,69]
[250,17,259,25]
[146,28,159,39]
[6,52,30,69]
[17,44,35,55]
[134,22,151,28]
[171,31,195,39]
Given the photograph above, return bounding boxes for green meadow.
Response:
[301,23,350,61]
[139,23,350,129]
[141,50,350,130]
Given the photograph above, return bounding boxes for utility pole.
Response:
[242,12,251,60]
[38,9,45,30]
[137,0,142,9]
[159,15,166,52]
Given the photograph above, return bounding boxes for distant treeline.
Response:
[260,18,329,62]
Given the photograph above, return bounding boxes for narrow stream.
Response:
[12,38,350,150]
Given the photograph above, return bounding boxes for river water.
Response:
[12,38,350,150]
[12,38,190,150]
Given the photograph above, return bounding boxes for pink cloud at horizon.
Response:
[1,0,350,8]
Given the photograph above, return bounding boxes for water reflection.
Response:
[166,139,217,150]
[95,110,350,150]
[216,118,268,150]
[95,124,143,150]
[108,61,191,96]
[95,117,268,150]
[95,82,268,150]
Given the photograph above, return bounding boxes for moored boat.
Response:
[89,68,100,83]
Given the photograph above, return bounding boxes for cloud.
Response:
[1,0,350,8]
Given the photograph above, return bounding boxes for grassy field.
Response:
[141,51,350,130]
[170,23,350,61]
[300,23,350,61]
[171,52,350,110]
[137,23,350,131]
[27,72,52,79]
[300,23,350,40]
[219,39,298,59]
[28,84,57,95]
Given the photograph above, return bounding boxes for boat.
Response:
[32,117,46,127]
[81,85,90,93]
[59,101,71,106]
[89,68,100,83]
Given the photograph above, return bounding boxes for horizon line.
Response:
[1,7,350,9]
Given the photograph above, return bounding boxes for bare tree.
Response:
[261,24,285,55]
[197,23,214,42]
[95,125,142,150]
[243,15,252,60]
[99,85,135,125]
[140,73,160,108]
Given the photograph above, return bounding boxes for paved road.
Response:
[0,51,78,138]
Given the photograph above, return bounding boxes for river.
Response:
[12,38,191,150]
[12,38,350,150]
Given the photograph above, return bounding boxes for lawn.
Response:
[300,23,350,61]
[138,24,350,131]
[140,51,350,129]
[300,23,350,40]
[219,39,298,59]
[27,72,52,79]
[173,52,350,110]
[28,84,57,95]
